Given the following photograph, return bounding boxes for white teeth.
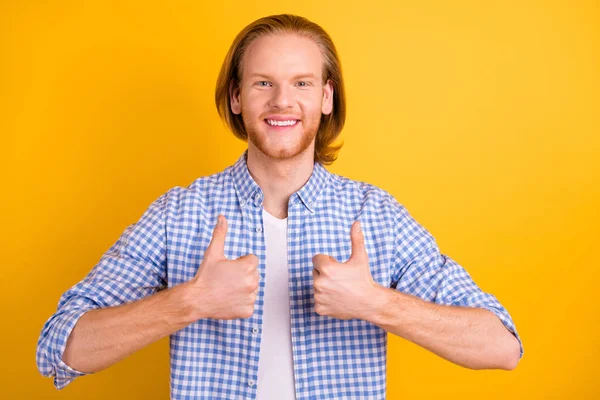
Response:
[267,119,298,127]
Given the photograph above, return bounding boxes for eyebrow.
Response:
[248,73,319,80]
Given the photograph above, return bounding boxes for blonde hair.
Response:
[215,14,346,165]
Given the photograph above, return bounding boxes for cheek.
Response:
[242,92,267,113]
[298,101,322,121]
[241,103,263,121]
[244,90,262,103]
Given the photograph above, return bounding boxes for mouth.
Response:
[264,119,300,131]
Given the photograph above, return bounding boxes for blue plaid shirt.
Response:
[37,149,523,399]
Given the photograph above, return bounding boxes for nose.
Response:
[268,85,294,109]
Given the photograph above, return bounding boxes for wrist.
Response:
[360,284,392,327]
[169,281,205,325]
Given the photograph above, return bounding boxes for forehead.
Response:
[242,34,323,79]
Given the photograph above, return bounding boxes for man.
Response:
[37,14,523,399]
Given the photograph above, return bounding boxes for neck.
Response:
[246,144,315,218]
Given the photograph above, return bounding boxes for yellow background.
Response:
[2,0,598,398]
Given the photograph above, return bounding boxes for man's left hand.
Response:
[312,220,383,320]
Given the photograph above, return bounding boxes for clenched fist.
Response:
[186,214,260,320]
[312,220,382,321]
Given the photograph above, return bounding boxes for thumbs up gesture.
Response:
[312,221,382,321]
[188,215,260,320]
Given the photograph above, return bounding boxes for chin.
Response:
[254,142,307,160]
[245,120,319,161]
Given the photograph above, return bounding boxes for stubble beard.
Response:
[243,114,320,161]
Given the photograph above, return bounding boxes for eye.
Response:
[256,81,272,87]
[296,81,309,87]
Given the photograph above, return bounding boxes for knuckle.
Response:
[246,264,258,277]
[240,254,258,267]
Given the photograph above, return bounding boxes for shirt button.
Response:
[252,327,259,334]
[256,226,263,233]
[254,193,260,201]
[248,379,255,387]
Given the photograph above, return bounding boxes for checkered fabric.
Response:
[37,149,523,399]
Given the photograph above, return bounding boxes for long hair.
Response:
[215,14,346,165]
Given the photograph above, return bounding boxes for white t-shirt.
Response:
[256,208,297,399]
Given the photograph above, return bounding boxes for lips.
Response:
[264,119,300,129]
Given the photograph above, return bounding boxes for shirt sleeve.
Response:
[36,190,170,389]
[388,199,524,361]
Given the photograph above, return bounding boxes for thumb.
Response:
[348,220,368,264]
[205,214,228,261]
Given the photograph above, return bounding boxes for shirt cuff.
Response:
[51,308,91,389]
[481,306,524,361]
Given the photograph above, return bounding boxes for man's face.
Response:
[230,34,334,161]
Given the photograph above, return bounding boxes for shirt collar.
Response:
[229,149,330,213]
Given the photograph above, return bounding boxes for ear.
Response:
[229,80,242,115]
[321,79,334,115]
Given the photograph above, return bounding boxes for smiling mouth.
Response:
[264,119,300,128]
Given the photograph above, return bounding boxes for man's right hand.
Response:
[187,214,260,320]
[58,215,260,375]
